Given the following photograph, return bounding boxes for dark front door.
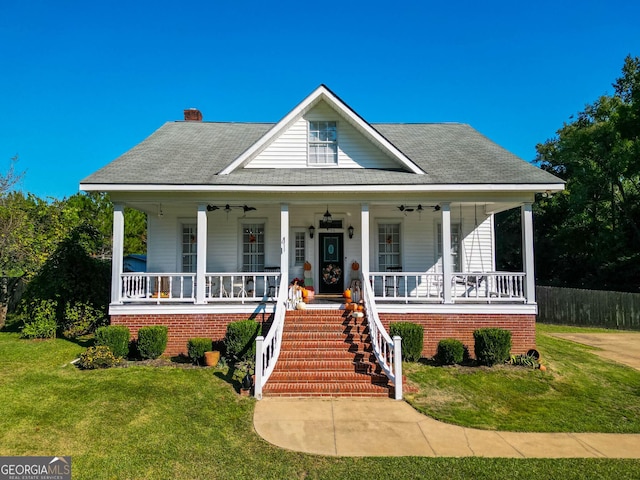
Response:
[318,233,344,294]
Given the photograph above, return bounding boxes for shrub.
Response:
[473,328,512,366]
[435,338,465,365]
[95,325,130,358]
[224,320,260,362]
[20,300,57,339]
[389,322,424,362]
[187,338,213,365]
[137,326,168,359]
[510,353,538,368]
[78,346,119,369]
[61,302,108,338]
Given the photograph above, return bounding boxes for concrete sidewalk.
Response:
[254,398,640,458]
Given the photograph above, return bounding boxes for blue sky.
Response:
[1,0,638,199]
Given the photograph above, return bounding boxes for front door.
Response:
[318,233,344,294]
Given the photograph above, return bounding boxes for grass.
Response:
[404,324,640,432]
[0,327,639,479]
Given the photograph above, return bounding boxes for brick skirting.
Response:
[110,311,273,357]
[111,311,535,359]
[379,313,536,358]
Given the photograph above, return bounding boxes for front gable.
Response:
[245,101,404,170]
[219,85,425,175]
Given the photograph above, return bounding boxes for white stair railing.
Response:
[361,274,403,400]
[254,273,288,400]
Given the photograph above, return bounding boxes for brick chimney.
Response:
[184,108,203,121]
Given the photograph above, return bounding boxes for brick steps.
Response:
[262,310,393,398]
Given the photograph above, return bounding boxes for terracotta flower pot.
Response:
[204,350,220,367]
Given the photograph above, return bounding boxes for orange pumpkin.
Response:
[343,288,351,299]
[357,305,364,312]
[351,261,360,271]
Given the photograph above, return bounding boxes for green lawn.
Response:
[1,327,639,479]
[404,324,640,432]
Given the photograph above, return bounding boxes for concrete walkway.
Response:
[254,398,640,458]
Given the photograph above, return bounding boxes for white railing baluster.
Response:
[361,273,402,400]
[255,273,288,400]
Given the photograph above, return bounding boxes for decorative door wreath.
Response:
[322,264,342,285]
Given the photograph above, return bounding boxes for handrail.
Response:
[361,273,403,400]
[254,272,288,400]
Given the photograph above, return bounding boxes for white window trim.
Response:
[307,120,338,166]
[375,220,403,271]
[436,221,463,273]
[238,219,267,272]
[290,227,307,268]
[178,220,197,273]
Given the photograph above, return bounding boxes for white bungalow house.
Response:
[80,85,564,398]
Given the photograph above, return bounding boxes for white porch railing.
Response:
[451,272,526,302]
[368,271,527,303]
[369,271,444,302]
[254,273,289,400]
[121,273,196,303]
[361,273,403,400]
[204,272,281,304]
[119,271,281,304]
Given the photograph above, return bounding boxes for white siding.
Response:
[145,204,495,293]
[246,101,400,169]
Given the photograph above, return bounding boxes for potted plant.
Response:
[235,359,255,396]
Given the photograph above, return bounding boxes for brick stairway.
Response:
[262,309,394,397]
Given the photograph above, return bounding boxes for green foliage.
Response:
[389,322,424,362]
[21,224,111,321]
[137,325,168,359]
[20,299,57,339]
[528,55,640,292]
[187,337,212,365]
[95,325,130,358]
[510,353,539,368]
[473,328,512,366]
[224,319,260,362]
[61,301,108,338]
[78,345,119,369]
[435,338,465,365]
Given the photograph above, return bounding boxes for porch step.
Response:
[262,382,391,397]
[262,310,394,398]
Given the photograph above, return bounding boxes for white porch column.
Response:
[111,203,125,304]
[196,204,208,304]
[441,202,453,304]
[521,202,536,304]
[280,204,289,277]
[360,203,370,276]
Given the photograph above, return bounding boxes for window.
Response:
[242,223,265,272]
[309,121,337,164]
[293,230,306,267]
[181,224,197,273]
[378,223,401,271]
[437,223,462,272]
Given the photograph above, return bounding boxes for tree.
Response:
[534,55,640,292]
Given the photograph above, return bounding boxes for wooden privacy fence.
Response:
[536,286,640,330]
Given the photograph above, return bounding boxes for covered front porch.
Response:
[109,198,537,311]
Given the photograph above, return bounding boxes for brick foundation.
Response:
[379,313,536,358]
[110,311,273,357]
[111,311,535,359]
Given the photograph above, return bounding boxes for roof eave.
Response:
[80,182,565,194]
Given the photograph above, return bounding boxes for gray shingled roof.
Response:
[81,121,562,187]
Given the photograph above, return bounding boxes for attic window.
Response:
[309,121,337,164]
